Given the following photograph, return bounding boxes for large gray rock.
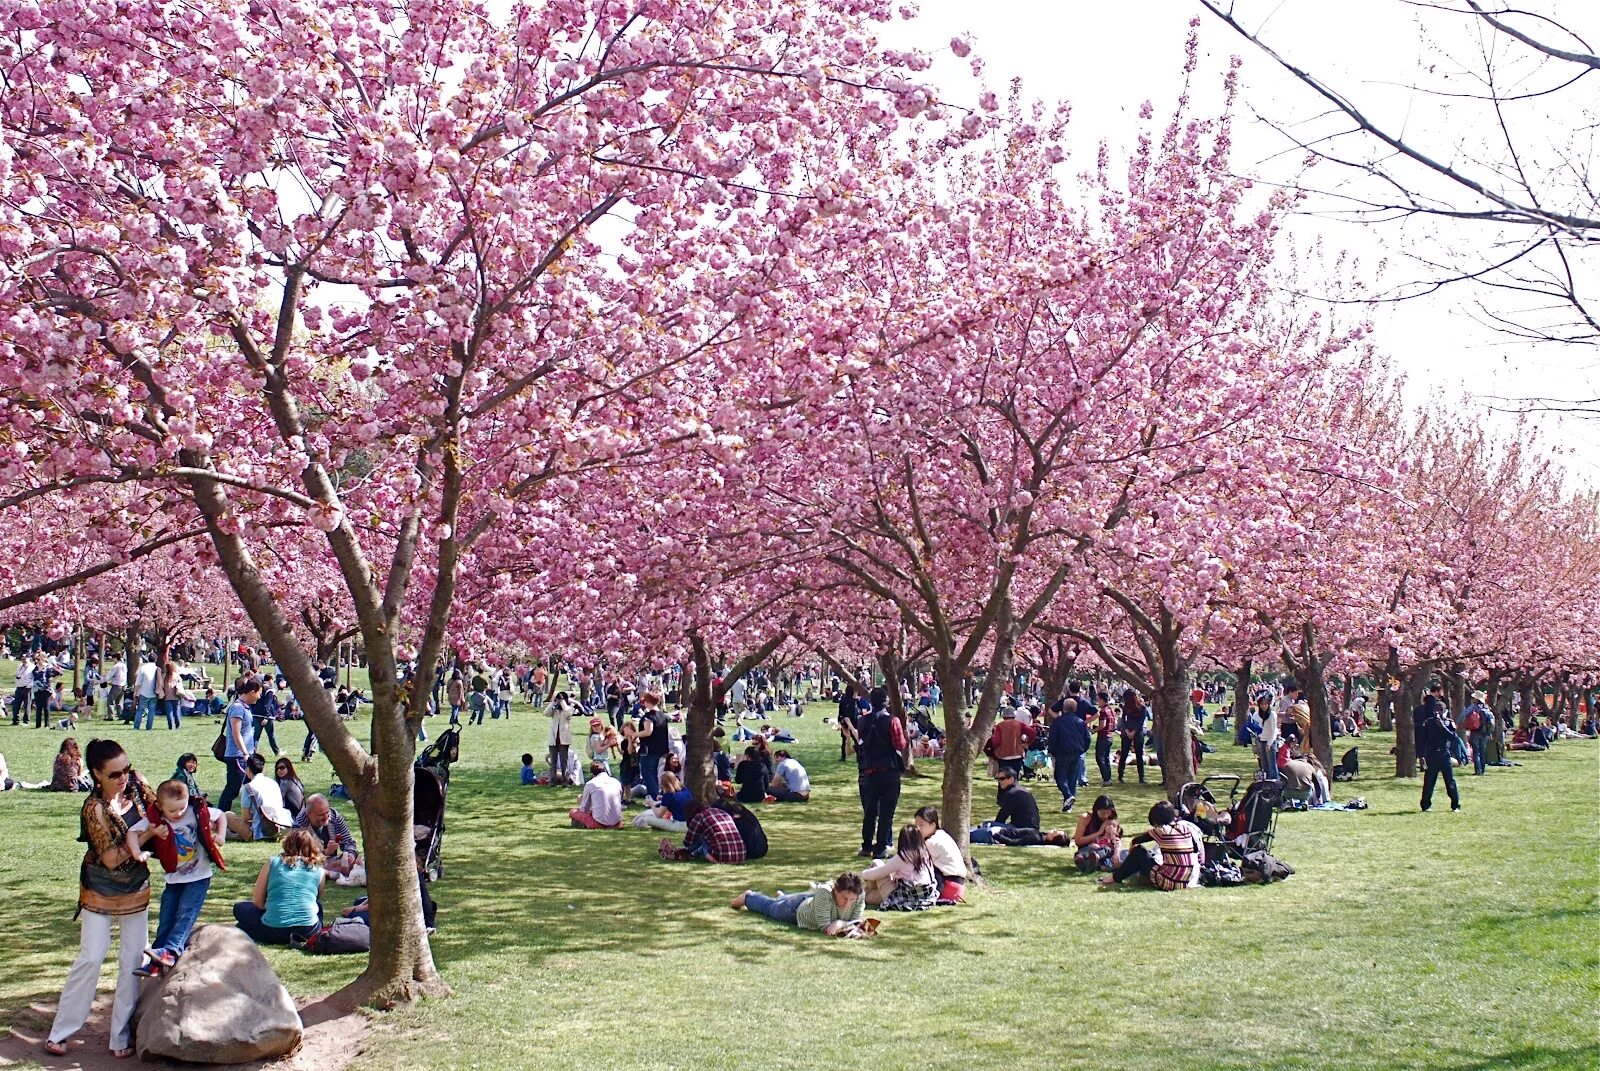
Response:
[134,924,304,1063]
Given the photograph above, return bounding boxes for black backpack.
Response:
[1240,850,1294,883]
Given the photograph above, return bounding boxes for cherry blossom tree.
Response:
[0,0,963,1003]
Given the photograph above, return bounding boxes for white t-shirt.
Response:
[134,662,159,699]
[106,662,127,687]
[13,664,31,689]
[775,757,810,794]
[243,773,293,828]
[129,808,225,884]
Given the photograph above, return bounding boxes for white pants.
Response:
[631,813,687,833]
[50,908,148,1050]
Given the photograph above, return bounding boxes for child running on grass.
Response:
[125,778,227,977]
[731,872,865,934]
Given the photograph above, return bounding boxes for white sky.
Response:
[891,0,1600,479]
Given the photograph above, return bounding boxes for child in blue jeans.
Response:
[125,779,227,976]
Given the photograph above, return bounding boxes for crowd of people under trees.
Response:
[3,614,1594,1059]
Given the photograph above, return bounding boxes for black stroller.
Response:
[1225,777,1283,854]
[1177,776,1238,840]
[414,727,459,881]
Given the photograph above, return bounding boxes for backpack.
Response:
[1463,709,1483,733]
[1240,850,1294,883]
[299,916,371,955]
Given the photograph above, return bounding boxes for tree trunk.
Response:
[685,637,717,803]
[1151,668,1197,798]
[1379,647,1400,731]
[1302,657,1334,770]
[938,737,979,867]
[1340,673,1353,714]
[124,624,140,707]
[1394,663,1430,777]
[1447,665,1468,718]
[877,650,919,775]
[344,710,438,1007]
[1233,658,1252,745]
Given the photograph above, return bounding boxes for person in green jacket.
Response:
[731,872,864,932]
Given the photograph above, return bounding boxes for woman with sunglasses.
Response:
[45,738,158,1058]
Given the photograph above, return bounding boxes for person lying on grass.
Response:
[732,871,865,933]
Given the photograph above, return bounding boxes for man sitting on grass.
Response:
[570,762,624,829]
[769,749,811,802]
[659,801,746,863]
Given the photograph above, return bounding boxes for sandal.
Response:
[44,1040,68,1056]
[112,1047,134,1058]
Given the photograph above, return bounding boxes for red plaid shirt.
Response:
[685,807,746,863]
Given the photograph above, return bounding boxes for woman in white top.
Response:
[913,805,968,902]
[544,691,577,785]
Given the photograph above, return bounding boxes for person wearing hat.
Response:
[585,717,617,776]
[1461,692,1493,775]
[987,706,1037,781]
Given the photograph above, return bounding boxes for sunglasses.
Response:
[104,765,131,780]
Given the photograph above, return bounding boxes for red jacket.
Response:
[988,718,1038,760]
[146,799,227,874]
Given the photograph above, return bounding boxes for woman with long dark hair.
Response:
[861,824,938,911]
[1071,795,1124,873]
[44,739,158,1058]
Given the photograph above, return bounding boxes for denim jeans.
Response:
[745,891,808,926]
[1094,737,1112,783]
[136,695,158,730]
[1469,732,1487,775]
[151,877,210,957]
[1117,735,1145,781]
[160,698,181,730]
[969,822,1024,845]
[254,715,278,753]
[639,752,664,799]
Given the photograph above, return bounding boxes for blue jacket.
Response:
[1047,711,1091,757]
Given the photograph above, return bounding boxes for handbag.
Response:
[211,720,230,762]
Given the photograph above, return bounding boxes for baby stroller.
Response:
[414,726,458,880]
[418,726,461,784]
[1225,778,1282,854]
[1177,776,1237,839]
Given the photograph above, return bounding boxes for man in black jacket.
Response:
[1418,703,1462,813]
[992,768,1041,831]
[1047,699,1091,812]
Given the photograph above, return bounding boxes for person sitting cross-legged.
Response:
[659,801,746,863]
[768,749,811,802]
[968,768,1041,844]
[292,793,361,876]
[570,762,624,829]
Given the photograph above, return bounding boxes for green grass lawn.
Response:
[1,665,1596,1071]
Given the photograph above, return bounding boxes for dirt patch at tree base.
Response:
[1,993,372,1071]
